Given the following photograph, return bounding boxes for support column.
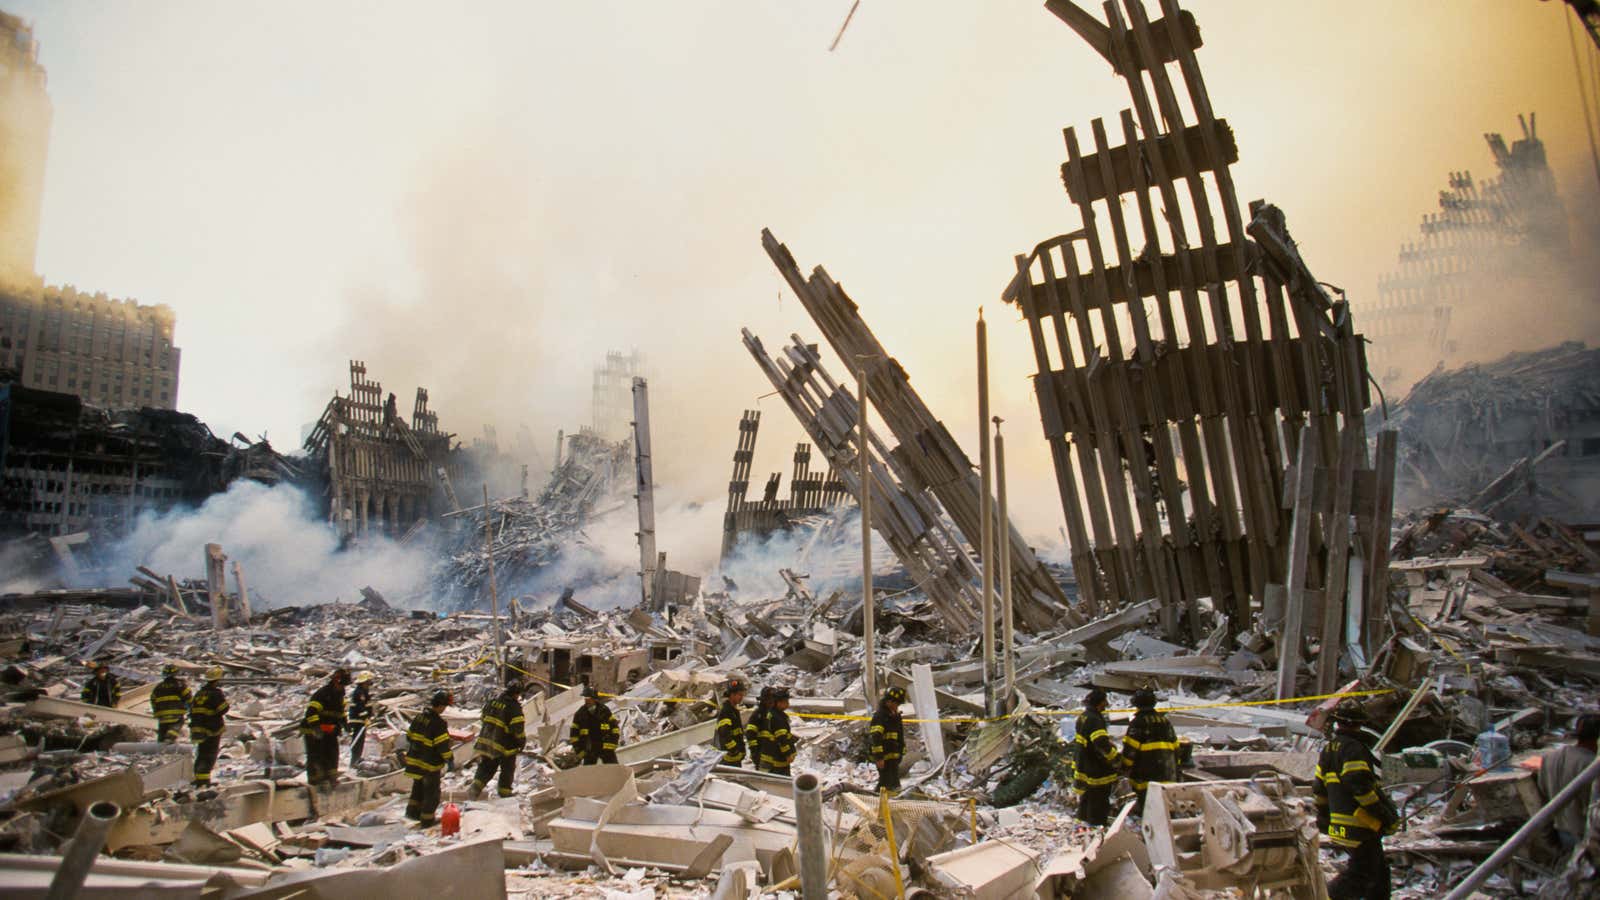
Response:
[977,310,996,717]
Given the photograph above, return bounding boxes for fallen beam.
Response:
[614,718,717,766]
[105,771,410,851]
[24,696,158,730]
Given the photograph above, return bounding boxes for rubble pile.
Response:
[0,481,1597,897]
[1388,342,1600,520]
[431,431,634,611]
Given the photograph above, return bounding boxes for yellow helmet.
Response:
[205,667,225,682]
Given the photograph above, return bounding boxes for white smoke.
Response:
[97,481,434,608]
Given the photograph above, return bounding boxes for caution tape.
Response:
[789,686,1395,726]
[430,655,1391,724]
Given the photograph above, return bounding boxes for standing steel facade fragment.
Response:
[719,409,852,563]
[1010,1,1394,683]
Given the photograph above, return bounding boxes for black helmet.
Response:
[582,684,600,699]
[1331,699,1369,726]
[332,667,352,684]
[162,664,180,678]
[1085,688,1109,709]
[1132,688,1158,709]
[505,680,524,696]
[771,686,791,701]
[884,686,907,704]
[725,679,747,698]
[430,690,451,708]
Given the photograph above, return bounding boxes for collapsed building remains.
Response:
[719,409,851,562]
[746,233,1078,636]
[302,361,455,540]
[1365,115,1571,392]
[1001,0,1393,703]
[0,383,298,545]
[1388,342,1600,521]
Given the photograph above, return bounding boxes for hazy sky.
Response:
[8,0,1599,542]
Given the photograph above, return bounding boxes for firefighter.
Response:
[747,686,774,767]
[81,661,120,707]
[568,685,619,764]
[404,691,453,827]
[715,679,749,767]
[150,664,192,744]
[471,680,527,799]
[869,686,906,792]
[301,668,350,787]
[189,668,229,787]
[1314,699,1397,900]
[348,672,374,767]
[1072,688,1125,826]
[762,686,797,776]
[1121,688,1179,816]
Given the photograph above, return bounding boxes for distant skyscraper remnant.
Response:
[0,11,184,411]
[0,11,51,292]
[591,350,644,442]
[1366,115,1570,392]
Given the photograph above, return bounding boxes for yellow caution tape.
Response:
[430,652,1393,726]
[790,687,1396,725]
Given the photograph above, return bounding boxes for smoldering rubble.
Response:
[2,2,1600,899]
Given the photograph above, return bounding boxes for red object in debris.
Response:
[440,802,461,836]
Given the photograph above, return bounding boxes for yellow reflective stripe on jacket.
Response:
[1330,809,1383,831]
[1074,771,1119,787]
[1340,759,1372,775]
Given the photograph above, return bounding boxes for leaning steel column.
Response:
[859,365,877,703]
[46,800,120,900]
[794,773,829,900]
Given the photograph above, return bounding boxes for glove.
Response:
[320,723,336,734]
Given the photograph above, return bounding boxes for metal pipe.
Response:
[794,773,829,900]
[995,418,1015,710]
[976,310,996,718]
[46,800,120,900]
[1443,754,1600,900]
[859,365,877,704]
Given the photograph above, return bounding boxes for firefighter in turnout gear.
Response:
[151,664,192,744]
[747,687,774,764]
[301,668,350,787]
[870,687,906,792]
[405,691,453,826]
[1122,688,1178,816]
[347,672,374,767]
[568,685,618,764]
[190,668,229,787]
[1314,700,1398,900]
[81,661,120,707]
[1073,688,1125,826]
[760,686,797,776]
[715,679,749,766]
[471,680,527,798]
